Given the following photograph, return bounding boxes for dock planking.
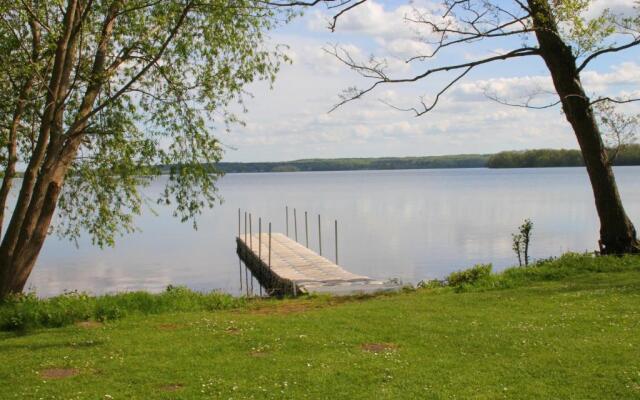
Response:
[236,233,402,296]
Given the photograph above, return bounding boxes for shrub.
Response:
[0,286,247,332]
[0,291,98,331]
[417,279,446,289]
[447,264,492,287]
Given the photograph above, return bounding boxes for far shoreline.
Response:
[206,146,640,174]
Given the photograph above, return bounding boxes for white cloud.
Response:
[308,0,444,59]
[449,62,640,108]
[582,62,640,90]
[454,75,555,105]
[378,37,432,59]
[288,42,366,75]
[586,0,637,19]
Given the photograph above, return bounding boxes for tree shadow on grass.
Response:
[0,339,103,352]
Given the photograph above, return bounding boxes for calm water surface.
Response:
[28,167,640,297]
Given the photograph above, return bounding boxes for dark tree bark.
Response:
[0,18,41,234]
[0,0,80,296]
[529,0,639,254]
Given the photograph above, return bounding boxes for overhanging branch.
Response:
[328,46,539,112]
[577,38,640,73]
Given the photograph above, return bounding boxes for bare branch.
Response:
[379,66,473,116]
[486,95,561,110]
[328,45,539,112]
[327,0,366,31]
[590,96,640,106]
[261,0,368,30]
[485,93,640,110]
[577,38,640,73]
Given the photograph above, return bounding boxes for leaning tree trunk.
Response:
[0,18,41,234]
[0,0,122,298]
[0,0,80,297]
[529,0,639,254]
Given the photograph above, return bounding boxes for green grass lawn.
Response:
[1,256,640,399]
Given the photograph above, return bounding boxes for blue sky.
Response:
[221,0,640,162]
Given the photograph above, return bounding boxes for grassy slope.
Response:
[1,262,640,399]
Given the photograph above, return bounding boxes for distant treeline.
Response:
[487,145,640,168]
[214,154,490,173]
[155,146,640,174]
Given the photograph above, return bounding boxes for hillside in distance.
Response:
[212,145,640,173]
[215,154,490,173]
[155,145,640,174]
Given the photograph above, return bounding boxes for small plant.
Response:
[446,264,492,287]
[512,219,533,267]
[417,279,446,289]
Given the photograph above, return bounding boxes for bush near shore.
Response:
[0,286,246,332]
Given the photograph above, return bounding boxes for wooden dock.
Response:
[236,233,401,296]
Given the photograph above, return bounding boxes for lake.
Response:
[28,166,640,297]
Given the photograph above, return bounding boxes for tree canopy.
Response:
[0,0,293,295]
[0,0,290,246]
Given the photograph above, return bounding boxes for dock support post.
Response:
[305,211,309,248]
[238,208,241,238]
[244,212,247,244]
[244,264,249,296]
[239,258,243,290]
[268,222,272,269]
[335,219,338,265]
[318,214,322,256]
[249,213,252,250]
[294,208,298,242]
[259,217,262,260]
[286,206,289,237]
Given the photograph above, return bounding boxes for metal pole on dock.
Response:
[238,208,241,237]
[244,212,247,243]
[286,206,289,237]
[335,219,338,264]
[244,265,249,296]
[318,214,322,256]
[305,211,309,247]
[239,259,243,290]
[259,217,262,259]
[294,208,298,242]
[268,222,272,269]
[249,213,252,250]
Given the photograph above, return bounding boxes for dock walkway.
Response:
[237,233,401,296]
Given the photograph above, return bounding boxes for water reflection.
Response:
[25,166,640,297]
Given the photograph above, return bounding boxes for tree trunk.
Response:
[529,0,639,254]
[0,18,41,235]
[0,0,80,296]
[0,87,29,233]
[0,0,121,297]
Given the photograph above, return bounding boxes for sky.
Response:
[219,0,640,162]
